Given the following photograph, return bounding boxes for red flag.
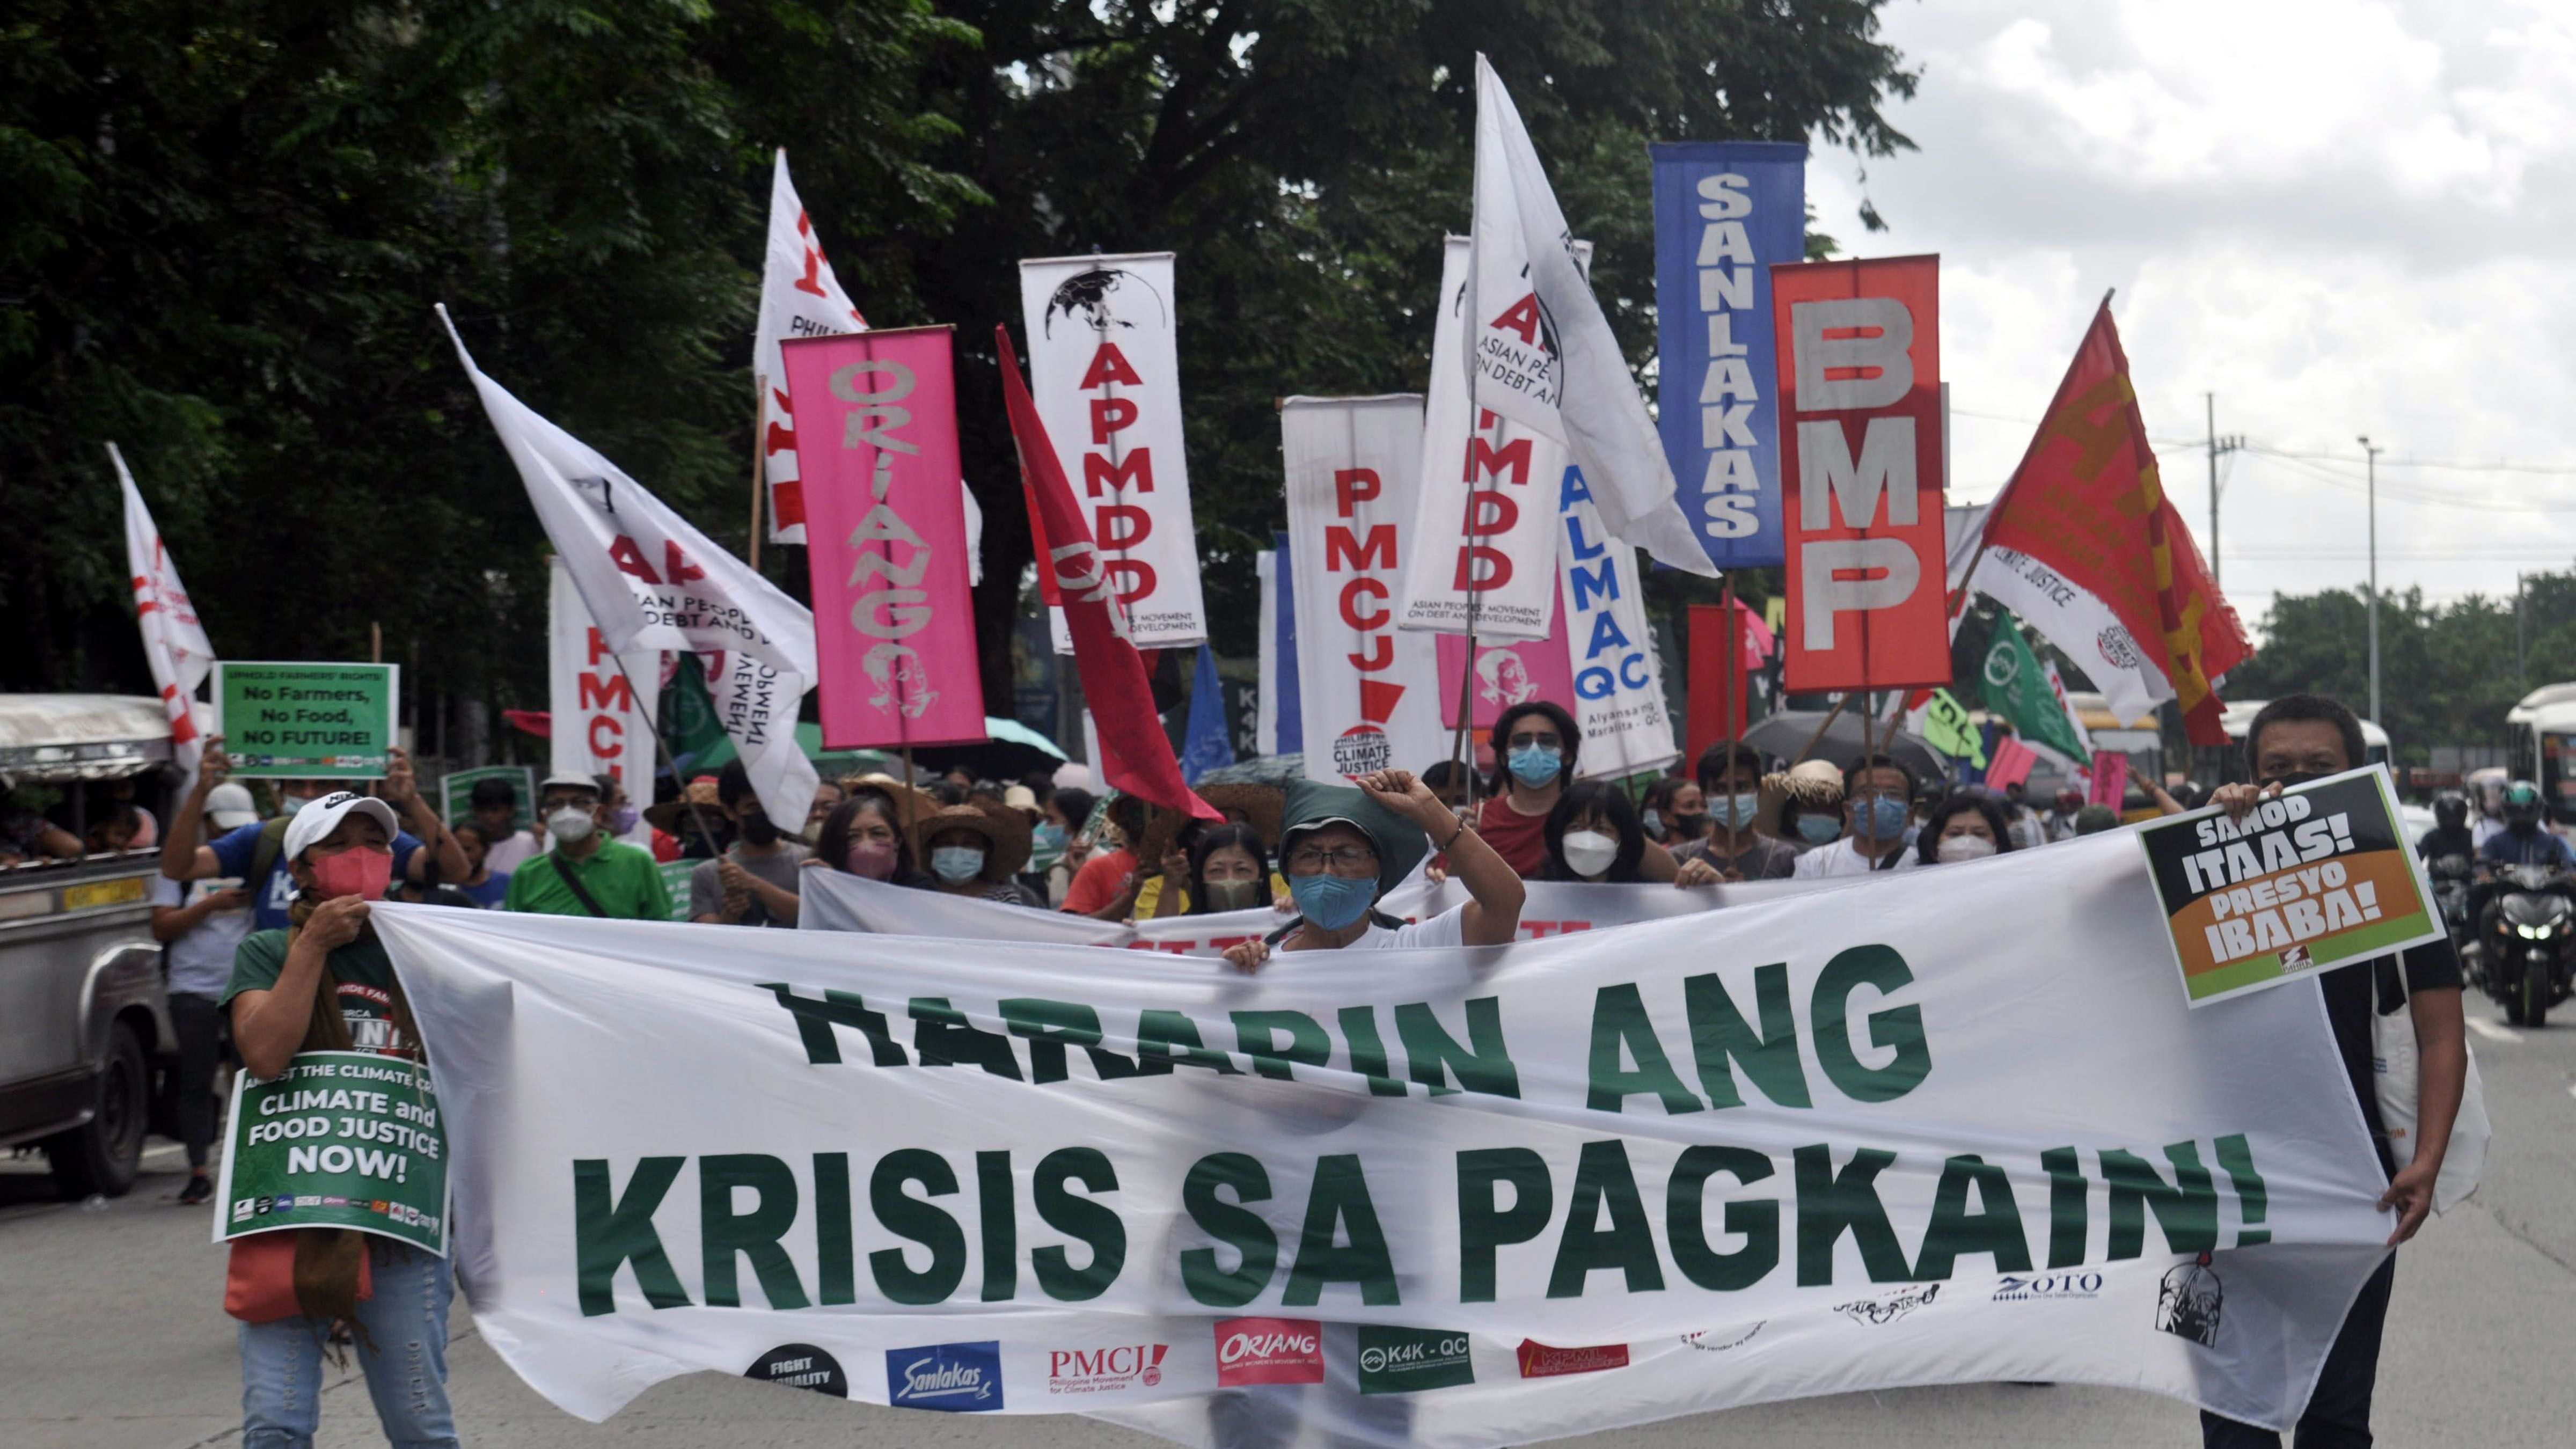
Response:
[1980,302,2250,745]
[1985,735,2039,791]
[996,327,1218,820]
[1685,600,1767,770]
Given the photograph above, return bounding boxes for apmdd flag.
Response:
[376,829,2407,1444]
[2138,766,2441,1006]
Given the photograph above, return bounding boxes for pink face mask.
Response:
[845,839,898,881]
[307,847,393,902]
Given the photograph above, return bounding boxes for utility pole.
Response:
[2358,435,2383,725]
[2517,572,2527,695]
[2204,394,2243,586]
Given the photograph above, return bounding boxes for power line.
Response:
[1947,400,2576,480]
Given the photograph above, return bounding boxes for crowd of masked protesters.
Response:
[121,687,2460,1449]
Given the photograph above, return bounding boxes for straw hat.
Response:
[906,804,1032,882]
[1139,784,1286,865]
[643,774,724,835]
[1758,759,1846,838]
[842,772,943,830]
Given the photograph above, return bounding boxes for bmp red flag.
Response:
[1771,255,1951,693]
[1980,302,2250,745]
[996,327,1218,821]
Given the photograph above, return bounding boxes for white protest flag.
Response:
[1018,252,1209,647]
[1469,55,1716,576]
[755,149,869,545]
[547,557,661,798]
[441,306,819,827]
[1557,476,1680,779]
[1396,236,1574,642]
[1283,395,1448,781]
[378,831,2397,1441]
[1945,503,2169,723]
[114,443,217,767]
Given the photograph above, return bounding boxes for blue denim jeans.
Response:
[239,1238,457,1448]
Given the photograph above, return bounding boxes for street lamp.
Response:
[2358,435,2383,726]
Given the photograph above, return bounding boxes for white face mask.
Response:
[546,806,596,844]
[1936,833,1997,862]
[1561,830,1619,879]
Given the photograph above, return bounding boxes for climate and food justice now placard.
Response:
[212,1050,450,1255]
[2135,765,2441,1007]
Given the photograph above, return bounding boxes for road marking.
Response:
[2467,1018,2523,1044]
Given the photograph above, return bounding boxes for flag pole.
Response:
[607,652,727,859]
[748,378,768,573]
[1715,575,1738,778]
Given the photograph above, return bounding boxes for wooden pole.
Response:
[748,377,769,573]
[370,621,382,664]
[1715,576,1739,775]
[901,745,919,828]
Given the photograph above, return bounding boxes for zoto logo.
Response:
[884,1341,1002,1412]
[1835,1282,1940,1326]
[1356,1326,1474,1395]
[1213,1318,1323,1387]
[1046,1343,1169,1396]
[1994,1272,2104,1302]
[1515,1340,1629,1378]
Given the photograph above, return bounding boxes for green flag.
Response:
[1916,688,1986,768]
[1980,613,2090,763]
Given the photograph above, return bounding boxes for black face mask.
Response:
[737,809,781,847]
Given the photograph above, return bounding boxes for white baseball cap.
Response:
[280,791,401,864]
[205,782,259,831]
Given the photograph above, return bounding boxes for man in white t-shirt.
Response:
[1792,753,1922,880]
[147,780,259,1206]
[1222,772,1524,968]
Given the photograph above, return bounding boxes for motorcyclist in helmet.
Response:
[2417,789,2476,865]
[2479,780,2572,867]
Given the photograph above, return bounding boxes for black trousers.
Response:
[167,991,225,1169]
[2201,1255,2396,1448]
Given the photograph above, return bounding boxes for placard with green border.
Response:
[442,765,536,832]
[215,662,399,779]
[211,1050,449,1255]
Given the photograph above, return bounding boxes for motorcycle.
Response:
[2428,852,2476,963]
[2480,863,2576,1028]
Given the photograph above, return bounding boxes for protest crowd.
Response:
[2,37,2508,1449]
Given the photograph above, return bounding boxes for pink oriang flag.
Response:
[755,149,869,545]
[114,444,216,759]
[995,327,1217,821]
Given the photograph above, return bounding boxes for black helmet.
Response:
[2432,789,2468,833]
[2502,779,2544,829]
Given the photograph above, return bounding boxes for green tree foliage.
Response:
[2223,580,2576,762]
[3,0,1915,736]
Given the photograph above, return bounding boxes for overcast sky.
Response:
[1803,0,2576,623]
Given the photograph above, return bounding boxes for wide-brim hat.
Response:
[843,772,943,830]
[908,804,1032,881]
[1139,783,1286,864]
[1758,759,1845,838]
[1278,779,1425,898]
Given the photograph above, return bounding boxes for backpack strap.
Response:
[249,816,294,897]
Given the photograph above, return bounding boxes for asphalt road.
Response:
[6,994,2572,1449]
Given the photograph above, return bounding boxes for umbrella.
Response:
[1740,709,1949,784]
[1190,752,1306,787]
[902,716,1070,780]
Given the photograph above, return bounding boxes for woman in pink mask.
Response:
[809,789,935,889]
[219,789,456,1449]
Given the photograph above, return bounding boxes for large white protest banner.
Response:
[1018,253,1208,647]
[547,557,660,794]
[1282,396,1446,782]
[378,832,2402,1444]
[442,307,820,829]
[1395,237,1562,641]
[754,149,868,545]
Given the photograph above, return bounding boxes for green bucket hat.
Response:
[1279,779,1428,898]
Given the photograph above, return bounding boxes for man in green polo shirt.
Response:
[502,772,671,919]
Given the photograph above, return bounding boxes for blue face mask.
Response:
[1857,797,1909,840]
[1034,822,1067,851]
[1507,744,1562,789]
[931,846,987,884]
[1713,792,1761,830]
[1289,871,1377,932]
[1795,814,1843,845]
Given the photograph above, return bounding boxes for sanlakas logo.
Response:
[885,1341,1002,1411]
